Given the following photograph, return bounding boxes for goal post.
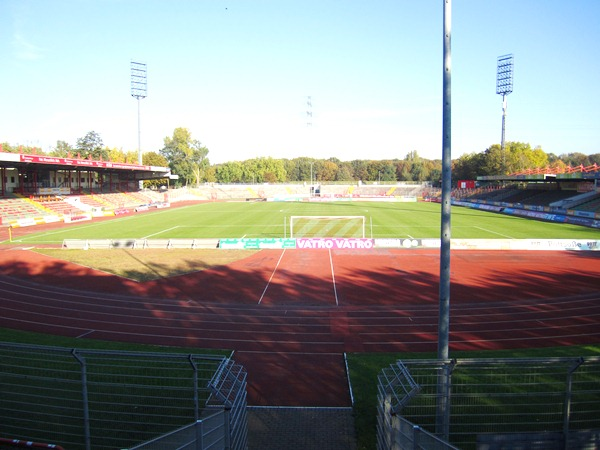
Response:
[289,215,366,238]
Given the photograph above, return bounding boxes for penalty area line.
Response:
[473,226,515,238]
[143,226,181,239]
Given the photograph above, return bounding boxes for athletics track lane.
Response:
[0,247,599,406]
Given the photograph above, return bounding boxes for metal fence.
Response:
[0,342,247,450]
[378,356,600,450]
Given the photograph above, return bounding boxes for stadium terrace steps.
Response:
[0,197,47,222]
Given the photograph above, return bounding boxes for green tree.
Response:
[282,159,299,182]
[242,157,286,183]
[335,161,355,181]
[106,147,126,163]
[124,150,140,164]
[365,161,382,181]
[142,152,170,189]
[481,144,505,175]
[380,161,397,182]
[588,153,600,165]
[288,157,316,183]
[396,161,412,181]
[0,142,15,153]
[529,146,549,168]
[505,142,547,173]
[350,160,369,182]
[143,151,169,167]
[558,152,592,167]
[160,128,209,186]
[76,131,107,160]
[429,167,443,187]
[452,152,485,182]
[48,140,74,157]
[410,160,429,181]
[317,160,338,182]
[215,161,244,183]
[405,150,420,162]
[204,165,217,183]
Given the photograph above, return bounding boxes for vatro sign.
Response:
[296,238,374,249]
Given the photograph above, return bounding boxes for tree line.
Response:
[2,128,598,187]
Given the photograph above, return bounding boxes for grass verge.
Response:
[32,248,257,281]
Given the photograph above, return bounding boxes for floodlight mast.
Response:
[131,61,147,178]
[496,54,514,173]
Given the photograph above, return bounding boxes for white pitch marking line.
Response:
[329,249,339,306]
[474,226,514,238]
[143,226,181,239]
[258,249,286,305]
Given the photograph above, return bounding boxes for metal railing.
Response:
[378,356,600,450]
[0,342,247,450]
[127,410,229,450]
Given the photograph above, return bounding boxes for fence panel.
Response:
[0,343,247,450]
[127,410,227,450]
[378,356,600,450]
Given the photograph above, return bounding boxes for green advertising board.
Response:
[219,238,297,249]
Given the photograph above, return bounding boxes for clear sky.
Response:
[2,0,599,164]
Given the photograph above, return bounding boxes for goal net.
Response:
[289,216,366,238]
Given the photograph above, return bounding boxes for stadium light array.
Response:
[496,54,514,173]
[131,61,147,171]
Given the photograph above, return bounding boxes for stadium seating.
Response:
[31,196,83,217]
[0,197,48,223]
[569,194,600,213]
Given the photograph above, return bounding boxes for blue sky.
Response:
[2,0,599,164]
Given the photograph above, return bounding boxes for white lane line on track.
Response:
[258,249,286,305]
[76,330,96,339]
[329,249,339,306]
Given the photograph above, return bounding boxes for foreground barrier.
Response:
[0,343,247,450]
[0,438,65,450]
[61,238,600,251]
[378,357,600,450]
[62,238,220,249]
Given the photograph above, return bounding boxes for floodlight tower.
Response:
[306,96,313,195]
[496,54,514,173]
[131,61,147,167]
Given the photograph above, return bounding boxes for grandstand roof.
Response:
[477,165,600,183]
[0,151,170,180]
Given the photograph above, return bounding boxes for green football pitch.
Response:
[8,200,600,245]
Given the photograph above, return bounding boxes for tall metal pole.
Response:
[501,94,507,171]
[137,97,142,164]
[436,0,452,439]
[438,0,452,369]
[307,96,313,197]
[310,161,314,197]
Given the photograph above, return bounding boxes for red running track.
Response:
[0,246,599,406]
